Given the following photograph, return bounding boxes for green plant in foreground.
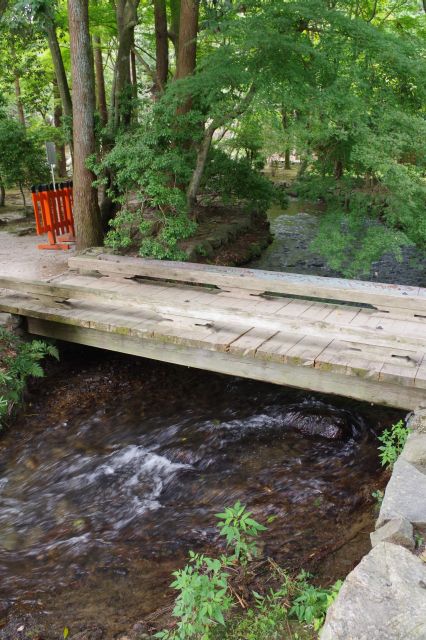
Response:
[0,328,59,429]
[156,552,232,640]
[216,501,267,565]
[289,574,342,632]
[377,420,410,469]
[157,505,342,640]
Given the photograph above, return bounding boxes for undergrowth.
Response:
[156,502,341,640]
[0,327,59,429]
[377,419,410,469]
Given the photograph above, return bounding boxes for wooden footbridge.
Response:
[0,251,425,410]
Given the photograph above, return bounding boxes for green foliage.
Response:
[377,419,410,469]
[289,573,342,632]
[91,99,199,259]
[156,504,341,640]
[156,552,232,640]
[216,501,267,565]
[0,328,59,429]
[201,148,287,213]
[371,489,384,509]
[0,116,50,196]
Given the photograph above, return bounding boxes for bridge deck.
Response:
[0,251,425,410]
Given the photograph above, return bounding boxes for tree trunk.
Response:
[14,74,25,127]
[154,0,168,94]
[334,159,343,180]
[130,34,138,116]
[68,0,103,250]
[284,148,291,170]
[187,125,214,210]
[281,109,291,169]
[175,0,198,81]
[93,33,108,126]
[44,14,73,119]
[186,86,256,208]
[18,182,26,208]
[168,0,180,59]
[0,183,5,207]
[112,0,140,130]
[130,46,137,95]
[53,80,67,176]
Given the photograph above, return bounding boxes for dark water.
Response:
[253,197,426,286]
[0,192,413,636]
[0,354,401,636]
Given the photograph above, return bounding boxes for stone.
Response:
[71,627,104,640]
[129,621,151,639]
[407,409,426,434]
[400,431,426,470]
[376,457,426,534]
[320,542,426,640]
[370,517,414,550]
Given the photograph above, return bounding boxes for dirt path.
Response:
[0,189,72,280]
[0,230,73,279]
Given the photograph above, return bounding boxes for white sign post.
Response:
[45,142,57,189]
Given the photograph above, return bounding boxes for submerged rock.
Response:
[70,627,104,640]
[282,405,360,440]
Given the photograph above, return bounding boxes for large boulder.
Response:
[376,457,426,533]
[320,542,426,640]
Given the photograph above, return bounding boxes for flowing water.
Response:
[0,191,415,637]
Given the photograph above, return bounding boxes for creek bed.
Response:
[0,350,401,637]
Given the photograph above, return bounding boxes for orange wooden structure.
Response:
[31,182,75,250]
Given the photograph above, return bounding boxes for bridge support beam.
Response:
[27,317,426,411]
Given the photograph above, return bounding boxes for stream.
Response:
[0,193,414,637]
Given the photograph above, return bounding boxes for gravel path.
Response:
[0,230,73,280]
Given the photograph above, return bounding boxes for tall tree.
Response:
[93,33,108,126]
[111,0,140,130]
[13,75,25,126]
[68,0,103,249]
[43,8,73,120]
[175,0,198,81]
[154,0,168,94]
[168,0,180,59]
[53,79,67,176]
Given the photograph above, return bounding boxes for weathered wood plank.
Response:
[68,253,426,311]
[1,282,425,353]
[228,327,279,357]
[26,317,426,410]
[315,339,423,384]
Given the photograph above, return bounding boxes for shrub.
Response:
[0,328,59,429]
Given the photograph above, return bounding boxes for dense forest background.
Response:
[0,0,425,275]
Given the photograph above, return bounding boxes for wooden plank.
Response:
[274,299,314,317]
[315,339,423,384]
[350,312,426,341]
[414,355,426,390]
[1,283,425,353]
[325,306,360,325]
[228,327,279,357]
[254,331,306,361]
[254,333,332,367]
[68,253,426,311]
[26,317,426,410]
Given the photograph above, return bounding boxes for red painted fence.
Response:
[31,182,75,250]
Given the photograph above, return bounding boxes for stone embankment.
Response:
[321,408,426,640]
